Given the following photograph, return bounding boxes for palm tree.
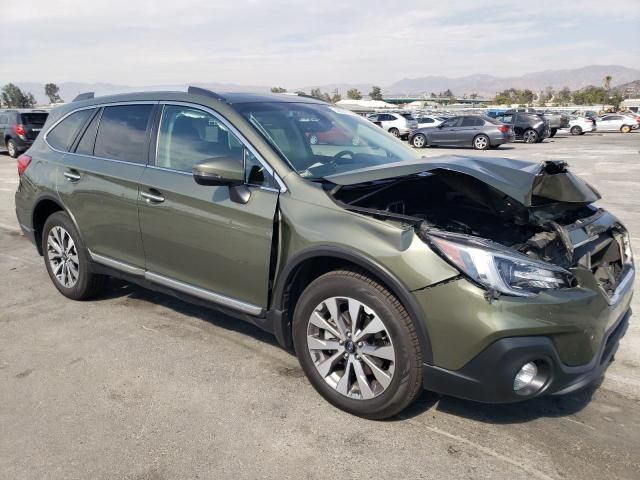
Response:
[603,75,613,91]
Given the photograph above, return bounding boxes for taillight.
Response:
[498,125,509,133]
[14,124,26,137]
[17,154,32,177]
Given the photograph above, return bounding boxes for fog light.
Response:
[513,362,538,392]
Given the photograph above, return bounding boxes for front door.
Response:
[138,104,280,310]
[430,117,462,145]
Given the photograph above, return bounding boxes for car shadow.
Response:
[394,382,599,424]
[424,146,517,151]
[95,278,283,350]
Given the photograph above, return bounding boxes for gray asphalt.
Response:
[1,131,639,480]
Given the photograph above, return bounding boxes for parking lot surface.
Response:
[1,132,639,480]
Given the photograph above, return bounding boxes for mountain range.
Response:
[5,65,639,105]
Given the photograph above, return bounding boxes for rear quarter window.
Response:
[46,109,94,151]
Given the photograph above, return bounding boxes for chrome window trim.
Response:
[156,101,287,192]
[89,250,264,315]
[607,267,635,306]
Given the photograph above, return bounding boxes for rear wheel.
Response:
[388,128,400,138]
[473,134,490,150]
[42,212,106,300]
[6,139,18,158]
[292,269,423,419]
[570,126,582,136]
[621,125,632,133]
[523,129,538,143]
[411,134,427,148]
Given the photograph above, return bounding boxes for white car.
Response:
[569,117,596,136]
[367,112,418,138]
[415,115,444,128]
[595,114,639,133]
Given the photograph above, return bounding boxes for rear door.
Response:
[53,103,155,268]
[0,113,8,150]
[138,103,280,310]
[457,117,482,145]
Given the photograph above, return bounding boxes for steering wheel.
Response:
[331,150,355,163]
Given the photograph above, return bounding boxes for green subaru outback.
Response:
[14,88,634,419]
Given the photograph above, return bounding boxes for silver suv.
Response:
[367,112,418,139]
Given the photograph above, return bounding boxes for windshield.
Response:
[235,102,420,179]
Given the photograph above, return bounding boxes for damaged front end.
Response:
[328,157,634,302]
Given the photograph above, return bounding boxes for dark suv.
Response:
[0,109,49,157]
[14,88,633,419]
[497,112,549,143]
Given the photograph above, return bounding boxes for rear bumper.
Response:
[12,137,34,150]
[422,308,631,403]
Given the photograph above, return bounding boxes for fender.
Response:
[269,245,434,364]
[30,191,84,254]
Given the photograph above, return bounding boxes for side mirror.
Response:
[192,157,244,186]
[193,157,251,204]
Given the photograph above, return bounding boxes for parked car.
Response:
[568,116,596,136]
[497,112,549,143]
[409,115,512,150]
[505,108,568,137]
[595,114,639,133]
[15,88,633,419]
[0,109,49,158]
[415,115,444,128]
[307,127,360,146]
[367,112,417,139]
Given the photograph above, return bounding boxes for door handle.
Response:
[141,190,165,203]
[63,170,81,182]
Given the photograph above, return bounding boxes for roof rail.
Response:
[73,92,95,102]
[187,86,226,102]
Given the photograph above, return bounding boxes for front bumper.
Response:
[422,308,630,403]
[413,266,634,403]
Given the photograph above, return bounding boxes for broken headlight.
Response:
[428,232,575,297]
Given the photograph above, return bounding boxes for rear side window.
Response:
[419,117,434,123]
[461,117,483,127]
[74,109,102,156]
[46,109,93,151]
[20,113,48,125]
[94,104,153,163]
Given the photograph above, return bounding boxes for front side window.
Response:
[47,109,94,151]
[156,105,276,188]
[94,104,153,163]
[442,117,462,128]
[235,102,421,179]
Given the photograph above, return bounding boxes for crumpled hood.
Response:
[324,156,600,207]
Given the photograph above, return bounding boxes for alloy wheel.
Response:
[47,226,80,288]
[474,135,488,149]
[309,135,319,145]
[523,130,537,143]
[412,135,426,148]
[7,141,16,157]
[306,296,395,400]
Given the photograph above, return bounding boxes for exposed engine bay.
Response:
[329,159,631,297]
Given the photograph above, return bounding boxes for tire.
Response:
[292,269,423,419]
[549,128,557,138]
[570,126,582,136]
[42,212,106,300]
[473,134,490,150]
[620,125,631,133]
[388,128,400,138]
[6,139,19,158]
[411,134,427,148]
[523,129,538,144]
[309,135,319,145]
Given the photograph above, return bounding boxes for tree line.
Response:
[0,83,63,108]
[270,85,384,103]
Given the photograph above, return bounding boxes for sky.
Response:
[2,0,639,87]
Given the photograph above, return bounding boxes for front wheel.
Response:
[388,128,400,138]
[473,134,490,150]
[293,269,423,419]
[411,134,427,148]
[570,126,582,136]
[621,125,632,133]
[523,129,539,143]
[42,212,106,300]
